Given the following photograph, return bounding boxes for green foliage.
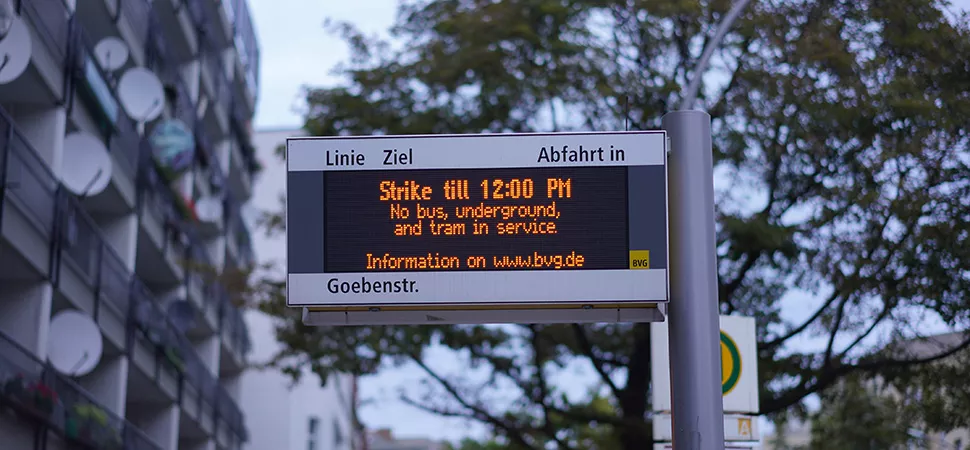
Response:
[809,373,915,450]
[245,0,970,449]
[445,438,510,450]
[877,336,970,433]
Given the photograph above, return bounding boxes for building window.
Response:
[307,416,320,450]
[333,419,344,448]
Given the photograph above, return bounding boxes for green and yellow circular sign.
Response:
[721,331,742,395]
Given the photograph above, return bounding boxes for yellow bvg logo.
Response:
[628,250,650,269]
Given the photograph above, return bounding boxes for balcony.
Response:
[199,35,232,139]
[215,384,246,448]
[0,0,74,104]
[145,11,179,85]
[222,192,253,270]
[1,102,249,444]
[0,329,162,450]
[183,228,220,333]
[173,76,198,133]
[121,0,154,60]
[224,127,253,200]
[135,149,188,287]
[126,278,190,403]
[70,28,142,211]
[75,0,151,68]
[151,0,199,65]
[0,108,59,282]
[216,286,249,367]
[204,0,236,50]
[127,277,249,441]
[52,188,131,352]
[195,117,216,169]
[193,163,226,238]
[229,0,259,113]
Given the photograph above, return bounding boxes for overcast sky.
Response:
[245,0,970,444]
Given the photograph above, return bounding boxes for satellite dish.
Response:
[166,300,197,333]
[94,36,129,72]
[47,310,103,377]
[117,67,164,122]
[61,132,112,197]
[0,16,32,85]
[195,195,223,223]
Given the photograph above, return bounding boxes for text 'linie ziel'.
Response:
[326,148,414,166]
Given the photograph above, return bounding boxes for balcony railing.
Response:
[111,112,144,180]
[185,0,209,34]
[145,13,178,85]
[184,228,221,317]
[215,283,250,355]
[0,329,162,450]
[18,0,74,75]
[72,28,141,180]
[128,278,190,383]
[121,0,153,49]
[1,102,248,442]
[56,188,132,322]
[194,119,214,167]
[54,191,227,430]
[129,277,242,436]
[174,77,197,133]
[136,161,249,442]
[129,279,217,417]
[228,106,258,176]
[224,192,254,269]
[0,108,59,243]
[137,151,190,261]
[202,39,233,116]
[215,383,247,442]
[231,0,259,97]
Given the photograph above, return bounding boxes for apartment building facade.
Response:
[240,127,357,450]
[0,0,260,449]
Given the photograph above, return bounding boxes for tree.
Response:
[244,1,970,449]
[809,373,915,450]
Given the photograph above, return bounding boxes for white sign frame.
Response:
[651,315,760,414]
[286,131,671,320]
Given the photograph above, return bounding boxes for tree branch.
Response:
[530,326,571,450]
[708,36,752,119]
[546,404,633,429]
[571,324,622,400]
[762,333,970,414]
[837,299,894,359]
[823,294,851,367]
[763,290,841,350]
[408,354,539,450]
[616,324,652,450]
[399,395,482,421]
[720,250,761,304]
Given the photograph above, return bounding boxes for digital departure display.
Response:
[323,167,630,273]
[286,131,670,308]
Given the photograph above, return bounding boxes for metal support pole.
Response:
[662,110,724,449]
